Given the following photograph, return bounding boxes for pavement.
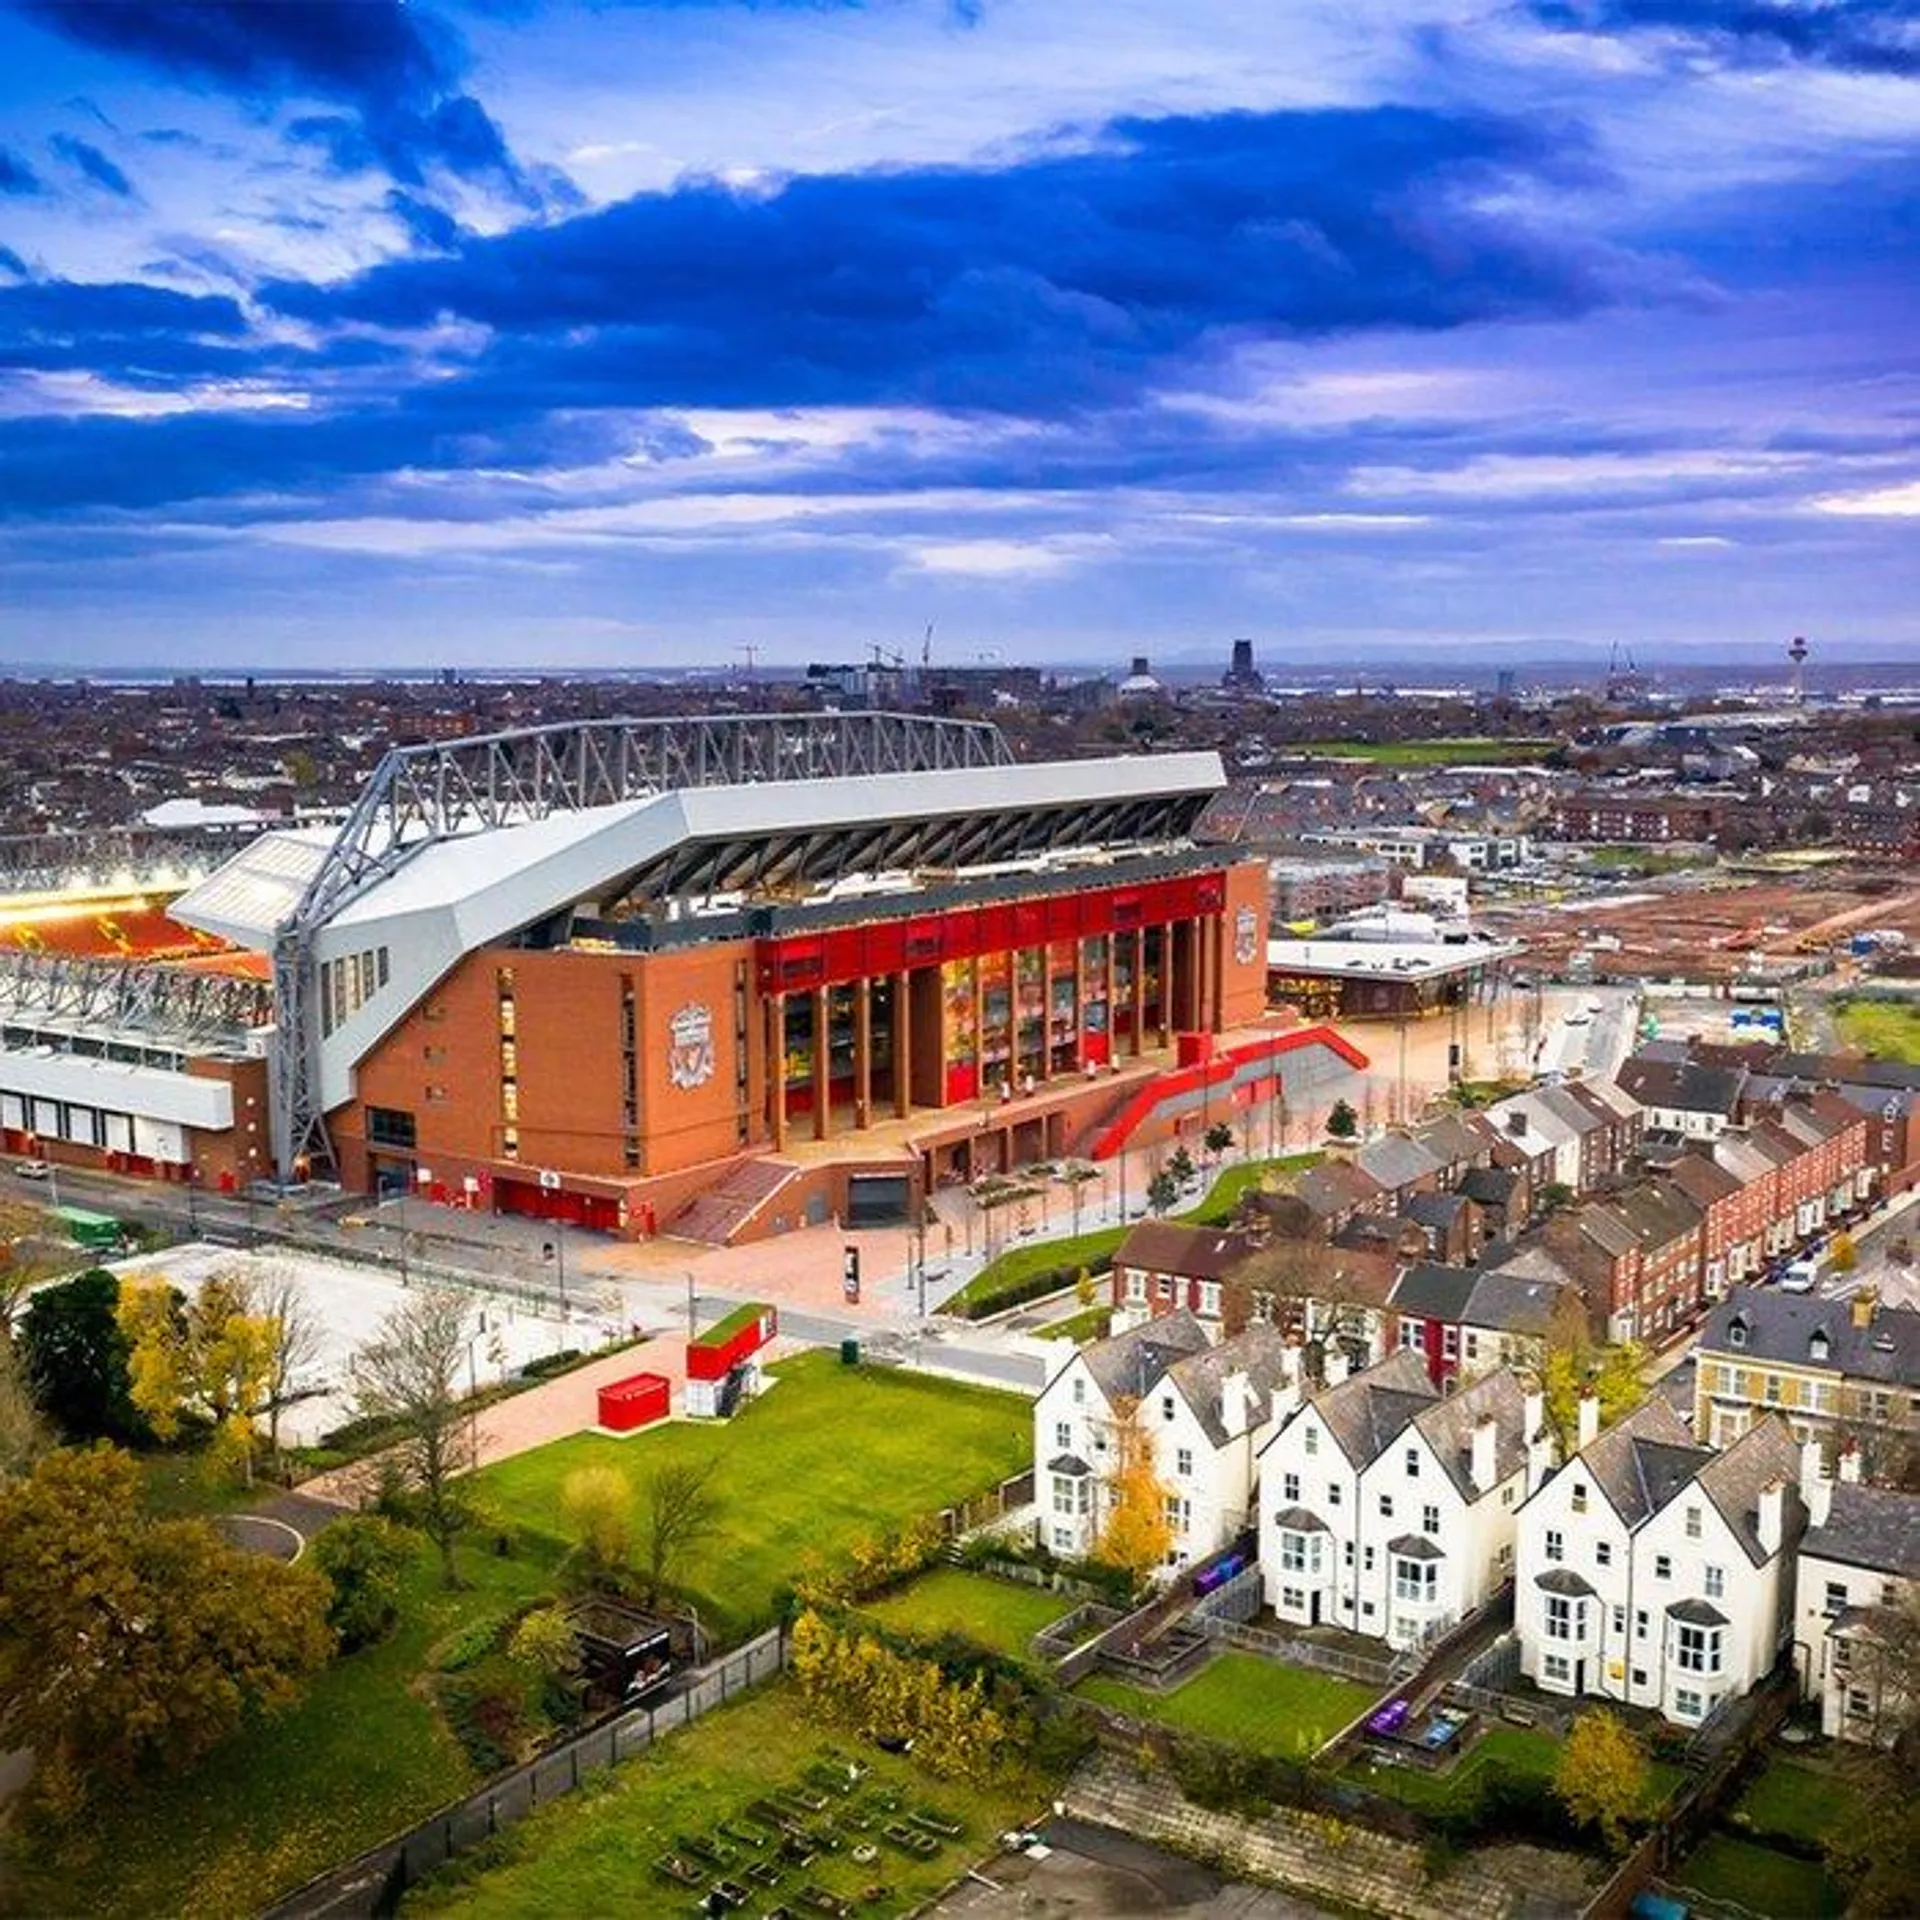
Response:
[933,1818,1335,1916]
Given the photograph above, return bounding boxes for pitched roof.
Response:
[1296,1160,1385,1218]
[1076,1309,1213,1404]
[1390,1261,1480,1321]
[1166,1323,1297,1448]
[1664,1153,1743,1208]
[1357,1132,1444,1195]
[1802,1482,1920,1579]
[1573,1397,1709,1530]
[1700,1286,1920,1387]
[1413,1112,1488,1169]
[1462,1267,1574,1338]
[1308,1349,1438,1470]
[1695,1415,1803,1566]
[1404,1190,1468,1233]
[1616,1055,1747,1118]
[1409,1366,1535,1500]
[1534,1083,1609,1136]
[1113,1220,1254,1282]
[1460,1165,1521,1208]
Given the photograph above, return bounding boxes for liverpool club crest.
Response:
[667,1002,715,1089]
[1234,904,1259,966]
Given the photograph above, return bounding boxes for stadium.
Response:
[7,715,1367,1242]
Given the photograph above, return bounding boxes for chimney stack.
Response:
[1508,1110,1528,1137]
[1756,1480,1785,1558]
[1323,1344,1351,1388]
[1222,1367,1252,1437]
[1470,1416,1499,1494]
[1839,1444,1862,1485]
[1851,1288,1877,1331]
[1577,1392,1601,1450]
[1799,1436,1832,1528]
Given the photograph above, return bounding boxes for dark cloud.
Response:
[385,189,465,253]
[0,145,45,195]
[1526,2,1920,78]
[0,277,252,387]
[268,107,1623,414]
[50,132,137,198]
[19,0,550,199]
[0,246,28,279]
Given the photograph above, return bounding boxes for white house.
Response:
[1515,1396,1804,1727]
[1034,1311,1297,1574]
[1793,1444,1917,1745]
[1256,1351,1550,1651]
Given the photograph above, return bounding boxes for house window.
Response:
[1157,1277,1173,1301]
[1675,1624,1722,1675]
[1251,1290,1276,1325]
[1635,1610,1649,1640]
[1051,1476,1089,1517]
[1685,1506,1702,1539]
[1378,1495,1394,1519]
[1052,1526,1075,1551]
[1405,1447,1420,1478]
[1571,1483,1588,1514]
[1502,1486,1515,1507]
[1704,1566,1724,1600]
[1654,1554,1672,1581]
[1442,1327,1459,1360]
[1176,1448,1193,1478]
[1282,1472,1300,1502]
[1072,1377,1085,1404]
[1545,1529,1564,1564]
[1764,1375,1782,1405]
[1362,1545,1374,1570]
[1596,1541,1613,1568]
[1327,1483,1342,1506]
[1162,1395,1176,1421]
[1164,1495,1190,1533]
[1674,1688,1704,1721]
[1612,1605,1626,1633]
[1304,1426,1318,1456]
[1054,1422,1071,1450]
[1279,1532,1315,1574]
[1544,1595,1576,1640]
[1394,1558,1438,1603]
[1198,1281,1222,1318]
[1632,1667,1648,1687]
[1543,1653,1571,1685]
[1125,1273,1146,1304]
[1399,1321,1424,1352]
[1422,1504,1440,1534]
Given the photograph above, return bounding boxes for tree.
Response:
[17,1269,144,1444]
[1537,1180,1575,1216]
[253,1264,325,1467]
[1555,1709,1649,1851]
[1204,1122,1234,1159]
[509,1605,580,1687]
[0,1340,49,1481]
[640,1458,722,1608]
[1828,1228,1858,1275]
[1146,1168,1179,1215]
[1167,1146,1195,1187]
[1542,1341,1646,1455]
[1074,1266,1097,1311]
[1325,1098,1359,1140]
[562,1464,634,1586]
[1826,1593,1920,1914]
[351,1287,477,1587]
[1096,1394,1172,1582]
[308,1514,415,1651]
[0,1198,63,1336]
[117,1271,279,1483]
[0,1446,333,1811]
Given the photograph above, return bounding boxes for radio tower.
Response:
[1788,634,1809,706]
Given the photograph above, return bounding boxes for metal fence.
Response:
[1194,1616,1396,1690]
[1189,1564,1263,1628]
[941,1469,1036,1538]
[270,1626,789,1918]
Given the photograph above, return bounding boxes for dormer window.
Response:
[1727,1319,1748,1350]
[1809,1330,1830,1362]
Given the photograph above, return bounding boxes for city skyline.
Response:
[1,0,1916,667]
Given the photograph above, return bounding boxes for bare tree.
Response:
[0,1199,65,1336]
[351,1287,476,1588]
[0,1338,48,1481]
[249,1263,326,1468]
[641,1458,722,1609]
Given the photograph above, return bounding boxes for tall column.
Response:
[812,985,831,1141]
[1104,936,1117,1064]
[894,969,913,1118]
[770,991,788,1151]
[1073,939,1089,1071]
[1157,924,1173,1049]
[854,975,872,1130]
[1129,928,1146,1058]
[973,958,988,1097]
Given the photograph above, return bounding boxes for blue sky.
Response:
[0,0,1914,671]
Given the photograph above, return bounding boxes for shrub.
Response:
[441,1675,529,1774]
[560,1464,633,1583]
[437,1610,516,1673]
[309,1514,416,1652]
[519,1349,584,1381]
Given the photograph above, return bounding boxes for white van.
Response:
[1780,1256,1825,1294]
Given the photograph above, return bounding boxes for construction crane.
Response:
[1605,641,1643,703]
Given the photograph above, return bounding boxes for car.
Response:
[1565,1011,1592,1027]
[1780,1257,1824,1294]
[13,1159,50,1180]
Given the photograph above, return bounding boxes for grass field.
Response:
[862,1569,1072,1656]
[1035,1305,1111,1343]
[1678,1833,1846,1918]
[1346,1728,1685,1818]
[1080,1652,1375,1756]
[7,1535,546,1920]
[404,1681,1049,1917]
[1732,1757,1856,1845]
[1833,998,1920,1066]
[1286,738,1553,767]
[479,1353,1030,1640]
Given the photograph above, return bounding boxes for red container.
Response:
[685,1305,778,1383]
[597,1371,671,1433]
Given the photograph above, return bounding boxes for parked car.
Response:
[1780,1255,1825,1294]
[13,1159,49,1180]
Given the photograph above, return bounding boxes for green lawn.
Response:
[1732,1758,1857,1846]
[862,1569,1072,1656]
[1035,1305,1111,1343]
[1347,1727,1684,1817]
[403,1680,1050,1917]
[1834,999,1920,1066]
[1080,1651,1376,1757]
[1678,1834,1846,1918]
[7,1534,550,1920]
[479,1353,1030,1641]
[1284,738,1553,767]
[1185,1150,1324,1225]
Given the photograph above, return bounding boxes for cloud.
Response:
[1524,2,1920,79]
[0,145,45,195]
[1808,479,1920,517]
[19,0,550,201]
[0,246,28,280]
[265,105,1631,420]
[384,190,464,253]
[50,132,136,198]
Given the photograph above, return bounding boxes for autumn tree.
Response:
[1826,1593,1920,1915]
[562,1463,635,1587]
[253,1264,324,1467]
[0,1198,63,1335]
[640,1458,722,1608]
[17,1268,144,1444]
[308,1513,415,1651]
[1096,1393,1173,1582]
[351,1286,477,1587]
[1555,1709,1649,1851]
[0,1446,333,1812]
[1828,1229,1858,1275]
[1541,1340,1646,1455]
[1074,1265,1097,1311]
[0,1339,48,1481]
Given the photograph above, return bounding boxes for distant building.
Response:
[1118,656,1165,701]
[1222,639,1265,696]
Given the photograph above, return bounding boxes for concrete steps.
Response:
[669,1158,799,1245]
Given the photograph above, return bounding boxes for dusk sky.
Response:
[0,1,1915,672]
